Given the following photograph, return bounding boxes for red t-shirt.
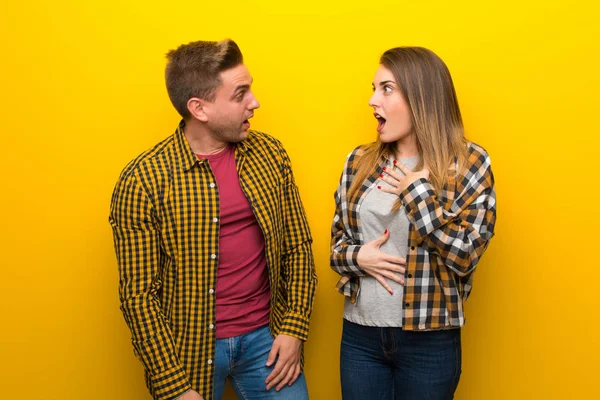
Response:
[197,145,270,339]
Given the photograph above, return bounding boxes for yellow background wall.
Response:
[1,1,598,399]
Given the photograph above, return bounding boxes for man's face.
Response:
[203,64,260,143]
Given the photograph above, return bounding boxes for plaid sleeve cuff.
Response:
[330,244,366,276]
[399,178,446,237]
[150,364,192,400]
[279,311,310,341]
[399,178,436,214]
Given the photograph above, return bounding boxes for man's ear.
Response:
[187,97,209,122]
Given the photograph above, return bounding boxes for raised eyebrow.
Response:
[231,84,251,98]
[235,77,253,91]
[372,80,396,88]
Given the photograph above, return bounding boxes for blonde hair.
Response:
[348,47,467,207]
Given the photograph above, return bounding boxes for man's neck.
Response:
[183,119,228,155]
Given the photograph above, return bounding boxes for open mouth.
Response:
[242,116,252,129]
[374,113,386,132]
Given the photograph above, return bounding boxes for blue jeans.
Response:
[340,319,461,400]
[212,325,309,400]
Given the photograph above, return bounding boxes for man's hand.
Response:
[265,334,302,391]
[357,229,407,294]
[177,390,203,400]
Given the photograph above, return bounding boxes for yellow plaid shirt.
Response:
[109,122,317,400]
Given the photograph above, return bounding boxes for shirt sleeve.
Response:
[109,169,192,400]
[277,144,318,341]
[330,149,367,277]
[399,149,496,277]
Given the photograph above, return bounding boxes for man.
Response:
[109,39,317,400]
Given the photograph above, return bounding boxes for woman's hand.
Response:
[357,229,406,294]
[378,161,429,195]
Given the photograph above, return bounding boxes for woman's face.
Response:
[369,65,414,144]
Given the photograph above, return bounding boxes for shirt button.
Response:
[408,274,413,278]
[207,359,213,365]
[213,218,218,223]
[411,246,415,250]
[209,288,214,294]
[209,324,215,329]
[405,303,410,308]
[209,183,216,188]
[211,254,217,259]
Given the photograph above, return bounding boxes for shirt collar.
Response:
[174,120,253,171]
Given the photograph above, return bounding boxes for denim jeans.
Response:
[340,319,461,400]
[212,325,309,400]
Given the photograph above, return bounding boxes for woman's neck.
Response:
[394,133,418,159]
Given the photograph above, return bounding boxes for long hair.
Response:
[347,47,467,205]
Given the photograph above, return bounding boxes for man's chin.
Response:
[226,130,248,143]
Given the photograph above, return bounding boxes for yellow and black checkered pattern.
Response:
[109,122,317,400]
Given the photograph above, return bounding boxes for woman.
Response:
[330,47,496,400]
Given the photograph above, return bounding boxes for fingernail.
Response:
[377,186,381,189]
[390,290,394,295]
[393,160,397,164]
[379,173,383,178]
[382,166,387,171]
[384,229,388,234]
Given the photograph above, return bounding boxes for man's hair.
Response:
[165,39,244,118]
